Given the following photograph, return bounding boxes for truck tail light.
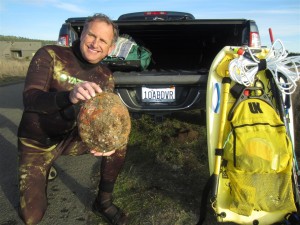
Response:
[249,32,261,48]
[144,11,167,16]
[57,35,69,46]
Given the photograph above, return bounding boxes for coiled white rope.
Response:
[228,39,300,94]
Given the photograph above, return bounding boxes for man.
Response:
[17,13,128,225]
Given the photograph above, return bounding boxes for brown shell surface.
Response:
[78,92,131,153]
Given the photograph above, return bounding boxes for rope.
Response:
[229,39,300,95]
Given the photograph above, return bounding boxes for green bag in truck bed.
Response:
[102,34,152,71]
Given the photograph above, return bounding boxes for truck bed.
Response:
[116,19,251,70]
[70,19,253,71]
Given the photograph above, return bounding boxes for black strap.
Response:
[258,59,267,71]
[230,83,246,99]
[222,77,231,84]
[215,148,223,156]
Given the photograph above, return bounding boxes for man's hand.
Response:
[90,149,116,157]
[69,81,102,104]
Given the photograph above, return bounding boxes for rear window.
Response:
[118,11,195,21]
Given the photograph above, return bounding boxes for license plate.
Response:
[142,87,175,102]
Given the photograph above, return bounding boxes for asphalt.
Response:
[0,82,105,225]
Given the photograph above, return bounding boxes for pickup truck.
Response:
[58,11,261,116]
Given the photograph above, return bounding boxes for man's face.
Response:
[80,20,115,64]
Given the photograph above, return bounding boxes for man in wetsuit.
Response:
[17,13,128,225]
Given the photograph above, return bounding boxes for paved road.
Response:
[0,82,105,225]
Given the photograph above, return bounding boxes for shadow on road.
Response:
[0,113,20,209]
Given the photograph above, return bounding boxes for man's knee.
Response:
[19,165,48,224]
[20,207,46,225]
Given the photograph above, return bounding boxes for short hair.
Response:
[83,13,119,44]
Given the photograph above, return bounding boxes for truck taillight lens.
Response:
[57,35,69,46]
[144,11,167,16]
[249,32,261,48]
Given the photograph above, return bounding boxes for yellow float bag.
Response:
[223,92,297,216]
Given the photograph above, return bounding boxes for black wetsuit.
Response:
[17,40,127,225]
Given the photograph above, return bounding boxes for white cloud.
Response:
[261,24,300,37]
[21,0,49,5]
[54,2,88,14]
[233,9,299,15]
[21,0,88,14]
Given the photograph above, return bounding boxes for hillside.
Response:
[0,35,56,46]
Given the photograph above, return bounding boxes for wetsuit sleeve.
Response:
[23,48,72,114]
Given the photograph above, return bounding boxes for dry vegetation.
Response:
[0,58,29,84]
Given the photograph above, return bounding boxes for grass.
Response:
[0,58,28,84]
[101,112,209,224]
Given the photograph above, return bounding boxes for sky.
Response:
[0,0,299,52]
